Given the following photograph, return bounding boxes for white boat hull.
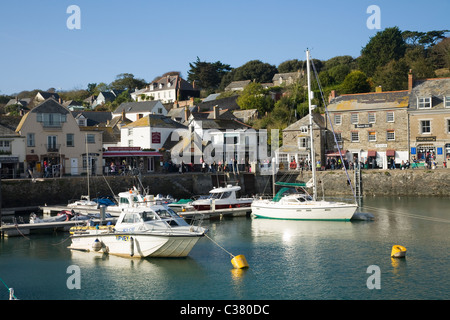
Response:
[69,232,204,258]
[251,200,358,221]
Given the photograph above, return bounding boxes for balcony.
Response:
[46,144,61,153]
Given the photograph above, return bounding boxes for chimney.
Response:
[122,109,126,121]
[213,105,219,119]
[375,86,382,93]
[192,80,196,89]
[328,90,336,103]
[408,69,413,92]
[184,106,190,121]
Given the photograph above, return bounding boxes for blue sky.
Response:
[1,0,449,95]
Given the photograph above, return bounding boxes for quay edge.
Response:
[1,170,449,209]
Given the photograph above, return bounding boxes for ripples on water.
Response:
[0,197,449,300]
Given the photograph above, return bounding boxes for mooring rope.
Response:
[205,234,235,258]
[362,205,450,223]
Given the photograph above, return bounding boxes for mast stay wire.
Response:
[309,53,358,204]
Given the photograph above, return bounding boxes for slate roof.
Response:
[124,114,187,129]
[197,95,239,111]
[409,77,450,110]
[327,90,410,112]
[30,98,70,114]
[113,101,163,114]
[71,111,112,126]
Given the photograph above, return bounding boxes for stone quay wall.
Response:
[1,169,449,208]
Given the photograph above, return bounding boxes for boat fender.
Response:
[92,239,103,251]
[130,237,134,257]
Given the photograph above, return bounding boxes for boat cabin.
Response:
[116,206,188,228]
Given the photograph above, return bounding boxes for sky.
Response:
[1,0,449,95]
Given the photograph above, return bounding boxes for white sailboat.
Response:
[251,49,358,221]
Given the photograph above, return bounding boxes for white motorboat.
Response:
[68,205,207,258]
[251,49,358,221]
[190,185,253,211]
[68,187,174,217]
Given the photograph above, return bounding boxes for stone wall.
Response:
[1,169,449,208]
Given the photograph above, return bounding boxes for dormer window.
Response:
[77,118,86,126]
[418,97,432,109]
[445,96,450,108]
[159,83,163,89]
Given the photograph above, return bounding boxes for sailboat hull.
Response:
[251,200,358,221]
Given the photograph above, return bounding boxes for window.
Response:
[335,133,342,143]
[86,134,95,144]
[420,120,431,134]
[448,119,450,133]
[386,111,394,122]
[47,135,58,152]
[128,128,133,136]
[445,96,450,108]
[351,131,359,142]
[368,113,376,123]
[27,133,35,147]
[67,134,74,147]
[418,97,432,109]
[38,113,67,127]
[279,153,287,163]
[158,108,163,114]
[298,137,308,148]
[300,126,308,133]
[368,131,376,142]
[386,130,395,141]
[0,140,11,153]
[334,114,342,125]
[128,140,133,147]
[351,113,359,124]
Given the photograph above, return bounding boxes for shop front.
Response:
[103,147,161,175]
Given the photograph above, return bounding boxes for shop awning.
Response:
[367,150,377,157]
[326,150,347,157]
[386,149,395,157]
[103,151,161,157]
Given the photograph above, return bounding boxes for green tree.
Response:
[110,73,146,91]
[373,59,409,91]
[236,82,274,114]
[359,27,406,76]
[221,60,278,90]
[278,59,303,73]
[187,57,231,93]
[340,70,371,94]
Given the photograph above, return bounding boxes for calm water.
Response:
[0,197,449,301]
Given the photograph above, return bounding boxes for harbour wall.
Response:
[1,169,449,208]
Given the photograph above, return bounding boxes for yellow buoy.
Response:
[391,245,407,258]
[231,254,249,269]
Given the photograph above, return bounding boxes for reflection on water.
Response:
[1,197,449,300]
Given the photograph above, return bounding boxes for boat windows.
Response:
[122,213,140,223]
[140,211,156,221]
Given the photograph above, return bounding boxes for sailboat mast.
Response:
[306,49,317,201]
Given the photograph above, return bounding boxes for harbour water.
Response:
[0,196,449,301]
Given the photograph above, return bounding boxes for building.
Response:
[276,113,331,170]
[408,76,450,166]
[15,98,103,177]
[112,101,168,122]
[272,71,303,86]
[92,90,125,108]
[224,80,251,92]
[327,88,410,169]
[109,114,187,173]
[0,116,25,178]
[131,75,199,104]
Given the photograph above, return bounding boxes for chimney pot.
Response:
[408,69,413,92]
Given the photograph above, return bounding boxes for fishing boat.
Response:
[190,185,253,211]
[68,205,207,258]
[251,49,358,221]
